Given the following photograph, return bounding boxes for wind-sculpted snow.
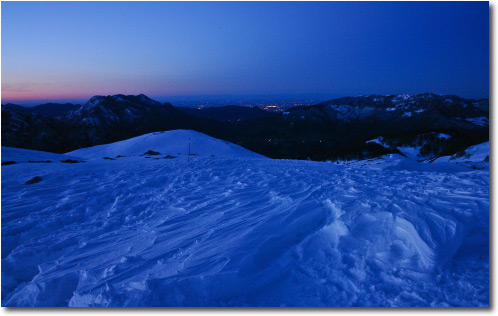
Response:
[1,150,488,306]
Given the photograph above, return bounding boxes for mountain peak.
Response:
[88,95,106,105]
[67,129,265,159]
[83,94,159,110]
[2,103,26,111]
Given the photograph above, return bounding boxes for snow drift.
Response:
[1,131,489,307]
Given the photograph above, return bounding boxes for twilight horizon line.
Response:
[2,90,490,108]
[2,1,488,107]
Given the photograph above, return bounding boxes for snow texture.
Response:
[1,130,489,307]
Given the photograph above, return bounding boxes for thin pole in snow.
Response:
[188,137,190,163]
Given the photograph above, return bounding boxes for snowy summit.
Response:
[67,130,265,160]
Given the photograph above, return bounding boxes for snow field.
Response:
[1,151,488,306]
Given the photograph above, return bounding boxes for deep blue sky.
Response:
[2,1,489,105]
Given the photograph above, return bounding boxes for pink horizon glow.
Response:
[1,83,203,104]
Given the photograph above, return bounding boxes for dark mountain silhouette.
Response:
[1,104,73,152]
[179,105,278,122]
[3,103,25,110]
[30,103,81,117]
[263,93,489,160]
[1,93,489,161]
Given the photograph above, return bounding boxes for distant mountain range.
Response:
[178,105,278,122]
[30,103,81,117]
[2,93,489,161]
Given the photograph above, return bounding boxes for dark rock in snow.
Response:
[60,159,81,163]
[25,176,42,185]
[143,150,161,155]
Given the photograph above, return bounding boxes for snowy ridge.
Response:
[434,141,489,163]
[75,94,160,114]
[2,93,488,162]
[302,93,489,126]
[366,137,385,146]
[67,130,265,160]
[464,117,489,127]
[364,132,456,162]
[2,141,488,306]
[2,147,84,163]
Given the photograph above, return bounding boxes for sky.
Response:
[1,1,489,106]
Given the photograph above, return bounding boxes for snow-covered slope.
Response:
[286,93,488,127]
[1,139,488,307]
[2,147,84,163]
[67,130,265,159]
[434,141,489,163]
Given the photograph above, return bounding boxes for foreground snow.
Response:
[1,134,489,307]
